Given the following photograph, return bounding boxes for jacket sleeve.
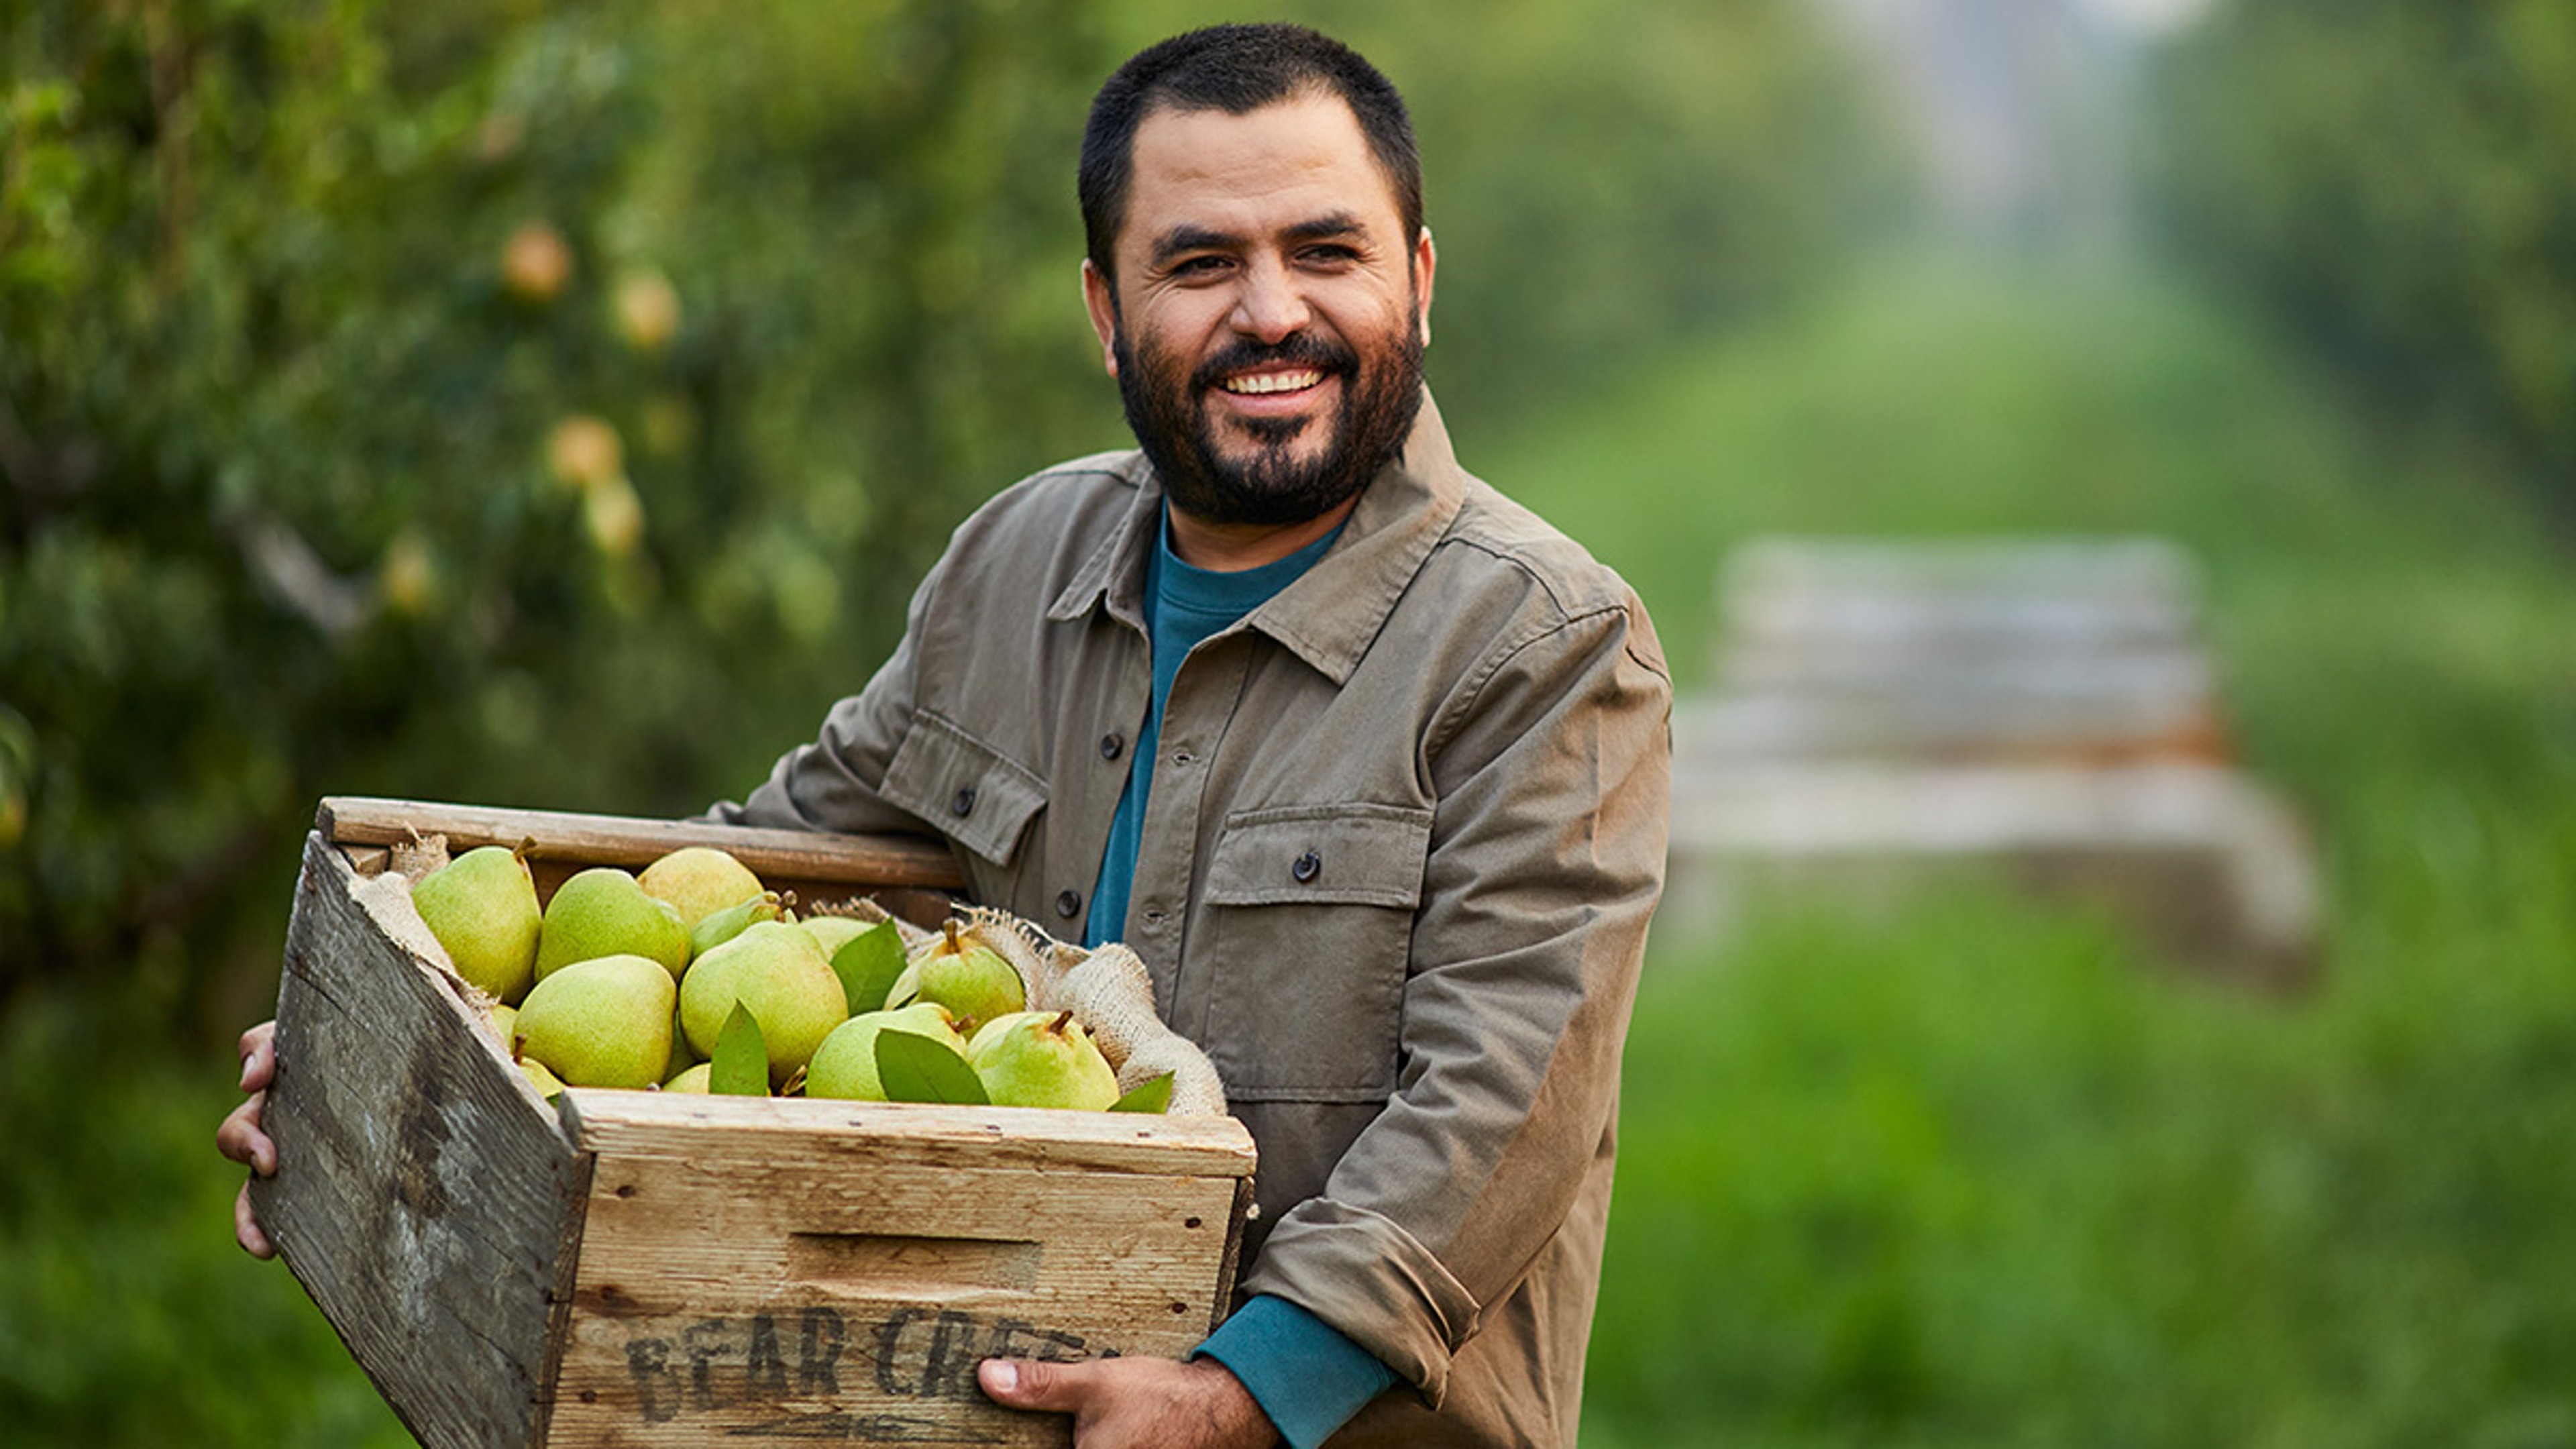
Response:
[1233,590,1672,1405]
[704,549,950,841]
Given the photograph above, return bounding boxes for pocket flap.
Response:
[1203,804,1430,910]
[879,713,1046,867]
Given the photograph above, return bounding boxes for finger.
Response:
[978,1356,1097,1413]
[233,1180,276,1260]
[216,1095,276,1175]
[238,1021,277,1092]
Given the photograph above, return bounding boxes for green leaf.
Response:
[875,1029,988,1106]
[830,921,908,1016]
[710,1003,769,1095]
[1109,1071,1175,1115]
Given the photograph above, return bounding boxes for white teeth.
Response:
[1223,370,1323,395]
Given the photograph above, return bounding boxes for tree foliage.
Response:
[2142,1,2576,513]
[0,0,1894,1017]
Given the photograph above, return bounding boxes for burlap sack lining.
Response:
[845,901,1230,1119]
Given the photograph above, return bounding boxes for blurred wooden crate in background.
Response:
[1665,537,2320,987]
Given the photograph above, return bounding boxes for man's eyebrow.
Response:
[1146,211,1371,268]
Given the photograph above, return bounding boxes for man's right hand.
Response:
[215,1020,279,1259]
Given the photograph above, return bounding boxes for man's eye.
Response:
[1172,256,1230,276]
[1301,245,1359,266]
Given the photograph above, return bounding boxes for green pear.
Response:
[535,867,690,983]
[411,845,542,1004]
[515,953,675,1090]
[890,921,1026,1031]
[678,920,847,1084]
[662,1061,712,1093]
[689,890,786,961]
[967,1009,1118,1111]
[806,1002,966,1102]
[638,845,766,929]
[522,1059,566,1099]
[488,1002,520,1055]
[799,912,873,959]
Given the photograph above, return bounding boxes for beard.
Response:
[1112,307,1426,528]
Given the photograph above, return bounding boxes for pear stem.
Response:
[943,919,963,953]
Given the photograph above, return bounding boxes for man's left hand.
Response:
[977,1354,1276,1448]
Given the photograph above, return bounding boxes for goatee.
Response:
[1114,319,1425,527]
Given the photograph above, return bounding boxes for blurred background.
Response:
[4,0,2572,1443]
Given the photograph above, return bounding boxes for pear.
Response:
[411,845,542,1004]
[662,1061,713,1093]
[535,867,690,983]
[658,1002,698,1083]
[522,1059,566,1099]
[805,1002,967,1102]
[890,921,1026,1031]
[515,953,675,1090]
[638,845,767,930]
[967,1009,1119,1111]
[488,1002,520,1055]
[678,920,847,1084]
[799,912,873,959]
[688,889,786,961]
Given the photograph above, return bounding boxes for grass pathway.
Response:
[1485,251,2576,1447]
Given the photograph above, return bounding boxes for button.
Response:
[1292,849,1322,883]
[950,786,977,816]
[1171,749,1194,767]
[1142,908,1166,926]
[1099,733,1124,761]
[1055,889,1083,919]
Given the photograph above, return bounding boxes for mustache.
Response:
[1187,333,1357,393]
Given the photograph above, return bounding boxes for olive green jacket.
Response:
[715,393,1672,1446]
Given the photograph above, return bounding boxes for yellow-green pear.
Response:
[890,920,1026,1031]
[659,1002,698,1083]
[967,1009,1118,1111]
[662,1061,712,1093]
[411,845,542,1004]
[678,920,847,1084]
[806,1003,966,1102]
[800,912,873,959]
[523,1059,566,1099]
[638,845,766,929]
[535,867,690,982]
[689,890,786,961]
[488,1002,520,1055]
[515,953,676,1090]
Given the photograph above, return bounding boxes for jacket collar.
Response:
[1049,388,1468,686]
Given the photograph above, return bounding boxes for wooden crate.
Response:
[250,798,1259,1448]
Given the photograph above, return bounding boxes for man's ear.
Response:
[1081,259,1120,377]
[1413,228,1437,349]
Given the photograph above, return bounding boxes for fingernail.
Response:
[985,1360,1017,1395]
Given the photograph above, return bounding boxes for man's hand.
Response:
[215,1020,279,1259]
[977,1354,1276,1448]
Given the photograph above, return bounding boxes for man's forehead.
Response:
[1118,93,1405,250]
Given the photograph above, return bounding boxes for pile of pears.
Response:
[407,843,1150,1114]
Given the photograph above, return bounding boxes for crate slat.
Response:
[251,831,590,1449]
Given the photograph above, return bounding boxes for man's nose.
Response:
[1230,257,1311,343]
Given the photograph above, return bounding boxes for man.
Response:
[223,23,1668,1447]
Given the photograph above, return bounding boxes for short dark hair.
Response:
[1079,23,1423,283]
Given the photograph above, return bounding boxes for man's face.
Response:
[1083,93,1435,527]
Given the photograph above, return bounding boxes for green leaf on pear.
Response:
[830,921,908,1016]
[710,1003,769,1095]
[875,1028,989,1105]
[1108,1071,1174,1114]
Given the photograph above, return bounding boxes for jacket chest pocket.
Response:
[879,712,1048,868]
[1197,803,1432,1103]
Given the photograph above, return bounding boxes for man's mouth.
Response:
[1218,368,1327,396]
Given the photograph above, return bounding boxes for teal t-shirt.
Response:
[1083,511,1342,950]
[1085,509,1397,1442]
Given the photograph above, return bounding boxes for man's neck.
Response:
[1163,495,1361,573]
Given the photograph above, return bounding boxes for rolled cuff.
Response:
[1193,1295,1397,1448]
[1235,1198,1481,1409]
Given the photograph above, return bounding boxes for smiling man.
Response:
[221,21,1669,1449]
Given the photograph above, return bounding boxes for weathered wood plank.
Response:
[557,1091,1257,1181]
[250,831,591,1449]
[317,796,969,894]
